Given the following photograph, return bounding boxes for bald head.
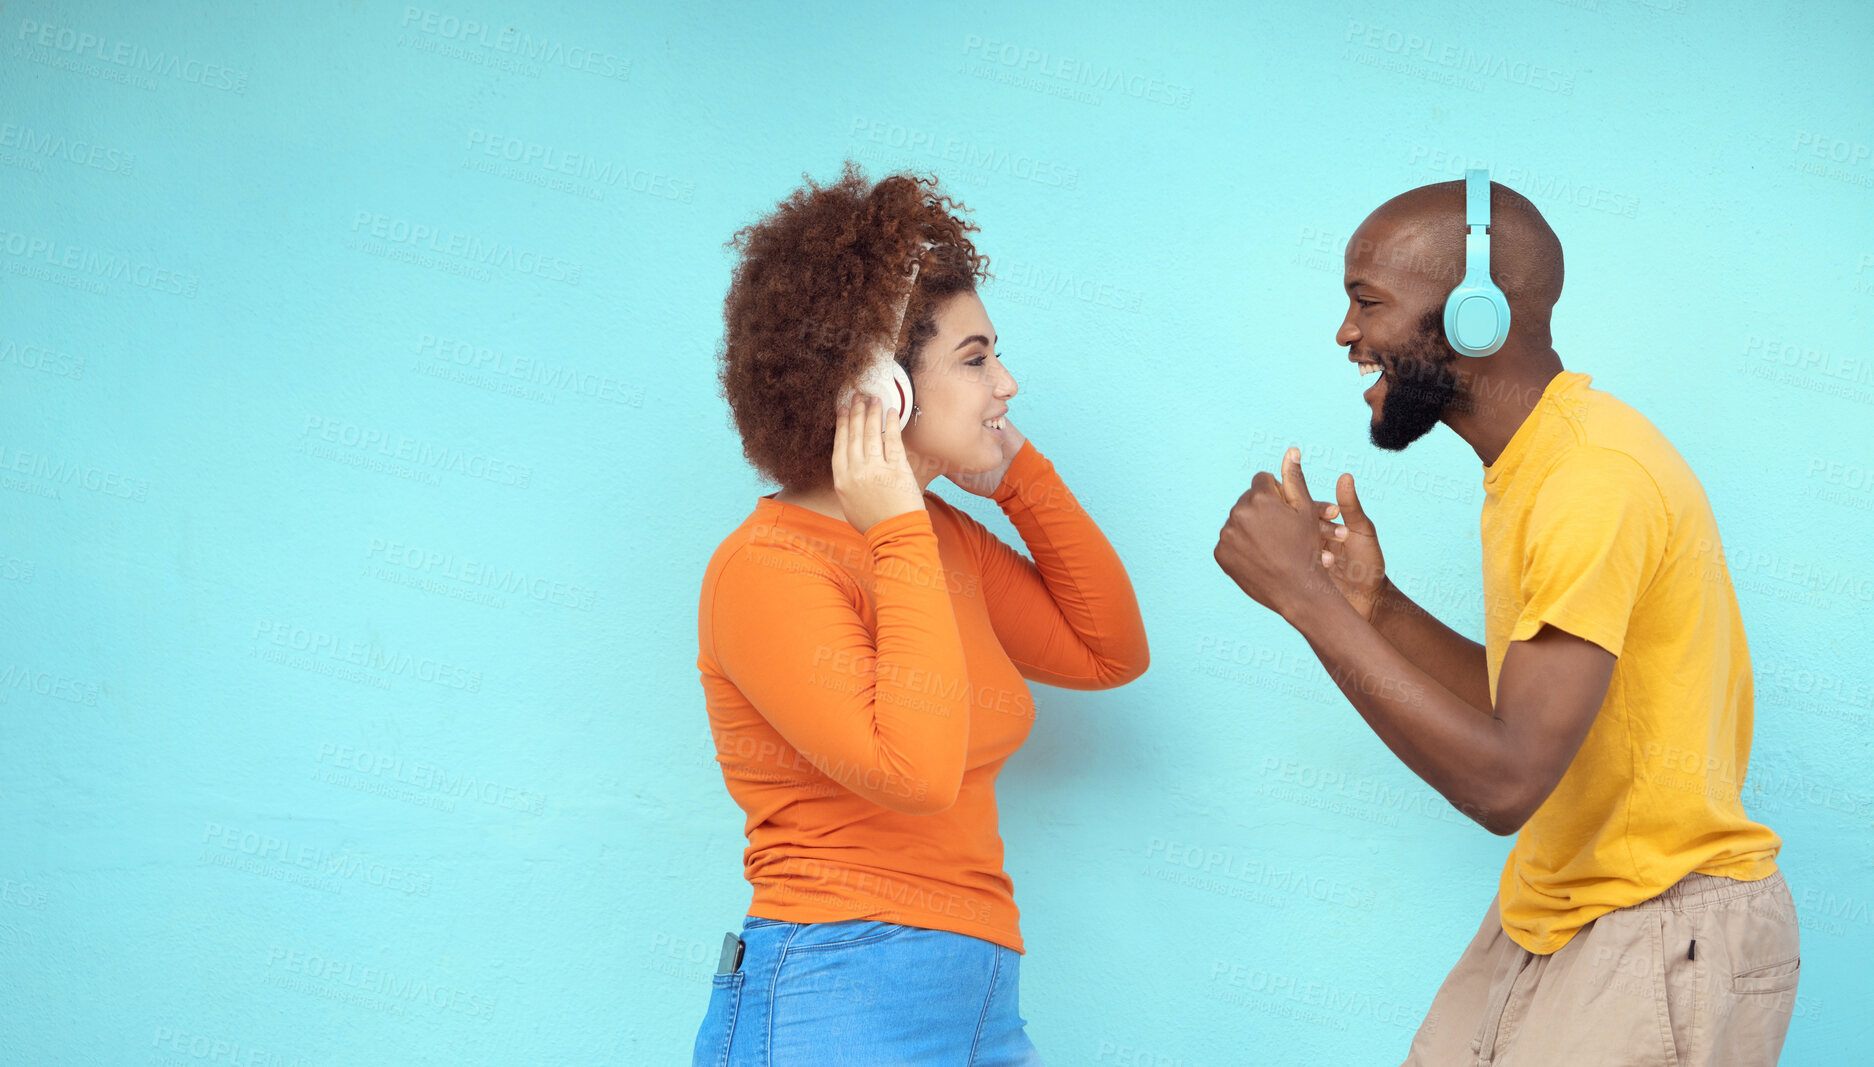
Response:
[1348,179,1564,337]
[1338,179,1570,453]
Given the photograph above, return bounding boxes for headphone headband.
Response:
[1466,168,1491,230]
[886,240,935,361]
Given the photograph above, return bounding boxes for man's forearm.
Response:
[1283,589,1520,832]
[1368,578,1493,714]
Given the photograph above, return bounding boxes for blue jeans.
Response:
[692,916,1044,1066]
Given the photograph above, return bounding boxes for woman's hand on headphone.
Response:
[946,418,1026,498]
[832,395,927,534]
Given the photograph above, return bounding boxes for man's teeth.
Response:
[1358,363,1381,378]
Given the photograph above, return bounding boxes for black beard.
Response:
[1370,308,1461,451]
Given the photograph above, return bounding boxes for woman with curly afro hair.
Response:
[692,161,1151,1065]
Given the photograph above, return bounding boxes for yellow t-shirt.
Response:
[1480,371,1781,954]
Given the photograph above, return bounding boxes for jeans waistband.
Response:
[1626,870,1785,912]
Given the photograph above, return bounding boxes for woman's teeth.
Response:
[983,418,1005,429]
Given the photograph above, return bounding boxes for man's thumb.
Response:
[1336,473,1373,530]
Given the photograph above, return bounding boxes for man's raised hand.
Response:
[1214,446,1334,619]
[1318,473,1388,622]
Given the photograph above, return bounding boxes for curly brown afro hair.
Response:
[719,160,991,492]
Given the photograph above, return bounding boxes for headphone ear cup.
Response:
[1443,284,1511,357]
[841,355,914,429]
[890,362,914,430]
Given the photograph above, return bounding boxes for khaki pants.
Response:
[1402,872,1800,1066]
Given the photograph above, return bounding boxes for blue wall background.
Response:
[3,1,1870,1063]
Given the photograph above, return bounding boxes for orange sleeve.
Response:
[706,508,973,815]
[956,438,1150,689]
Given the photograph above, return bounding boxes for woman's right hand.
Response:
[832,395,926,534]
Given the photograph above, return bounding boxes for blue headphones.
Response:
[1443,169,1512,357]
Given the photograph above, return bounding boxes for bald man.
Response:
[1213,179,1798,1065]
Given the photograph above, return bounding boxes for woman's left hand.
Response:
[945,419,1027,497]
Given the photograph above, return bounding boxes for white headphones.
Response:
[839,241,934,430]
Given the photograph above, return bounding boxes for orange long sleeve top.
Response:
[696,438,1149,953]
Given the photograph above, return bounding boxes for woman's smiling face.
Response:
[902,292,1018,477]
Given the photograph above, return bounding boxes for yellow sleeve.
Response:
[1512,446,1668,657]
